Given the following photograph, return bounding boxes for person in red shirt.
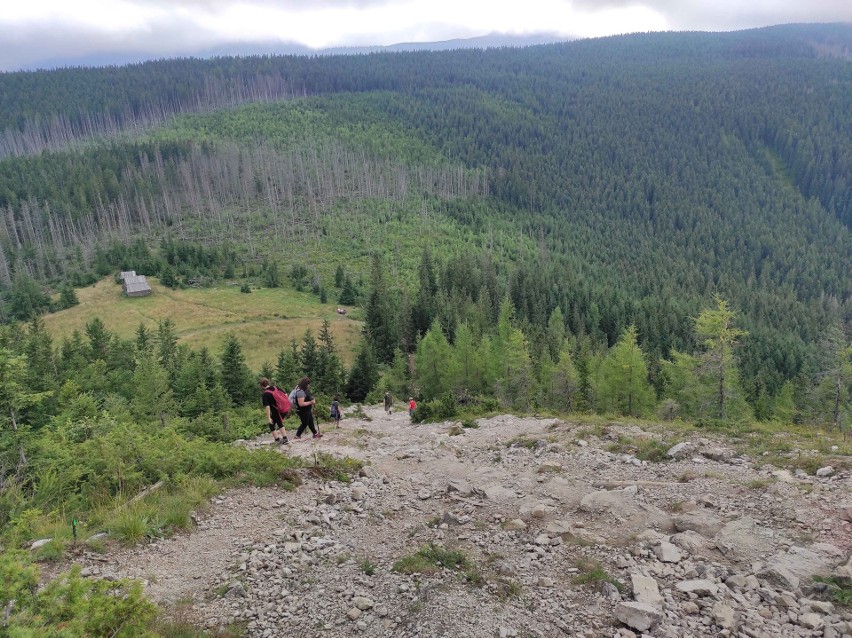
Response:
[408,397,416,418]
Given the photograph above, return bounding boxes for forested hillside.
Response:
[0,23,850,636]
[0,23,849,418]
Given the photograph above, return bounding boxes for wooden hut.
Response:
[122,274,151,297]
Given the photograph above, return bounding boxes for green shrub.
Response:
[411,393,458,424]
[607,436,669,462]
[309,452,362,483]
[1,551,158,637]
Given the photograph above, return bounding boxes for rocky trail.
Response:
[74,406,852,637]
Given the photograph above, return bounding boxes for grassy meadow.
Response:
[44,277,364,369]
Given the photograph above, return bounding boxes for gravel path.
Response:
[74,406,852,637]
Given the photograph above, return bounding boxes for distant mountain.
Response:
[323,32,573,54]
[17,32,573,72]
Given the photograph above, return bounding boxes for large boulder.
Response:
[630,573,663,607]
[673,510,724,537]
[714,517,778,562]
[579,487,635,513]
[615,602,663,632]
[674,579,718,596]
[671,530,710,553]
[666,442,695,459]
[760,543,845,591]
[579,487,673,534]
[655,541,682,563]
[483,484,518,503]
[543,476,585,507]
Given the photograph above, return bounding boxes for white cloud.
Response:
[0,0,849,71]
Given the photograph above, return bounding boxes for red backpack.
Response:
[265,387,292,417]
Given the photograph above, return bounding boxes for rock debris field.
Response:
[76,406,852,637]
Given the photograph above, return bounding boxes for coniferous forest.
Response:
[0,25,850,632]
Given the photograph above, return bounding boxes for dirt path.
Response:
[75,406,852,637]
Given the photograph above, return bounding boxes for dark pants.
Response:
[268,409,284,431]
[296,409,317,437]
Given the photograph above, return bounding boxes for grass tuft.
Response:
[814,576,852,607]
[309,452,363,483]
[572,557,624,591]
[393,544,469,575]
[358,557,377,576]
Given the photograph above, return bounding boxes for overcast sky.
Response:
[1,0,850,72]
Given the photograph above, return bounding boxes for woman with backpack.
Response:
[294,377,322,439]
[259,377,290,446]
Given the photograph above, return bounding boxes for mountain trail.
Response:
[73,406,852,637]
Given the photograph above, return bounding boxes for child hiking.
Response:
[384,391,393,415]
[259,378,290,446]
[294,377,322,439]
[330,395,341,428]
[408,397,416,418]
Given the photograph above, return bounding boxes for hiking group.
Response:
[262,381,418,446]
[260,376,323,445]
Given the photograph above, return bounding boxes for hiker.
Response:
[330,395,341,428]
[384,391,392,415]
[259,378,289,446]
[408,397,416,418]
[294,376,322,439]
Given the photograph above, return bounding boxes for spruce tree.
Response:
[334,265,345,288]
[259,361,275,381]
[276,340,301,390]
[130,353,176,421]
[173,353,228,418]
[364,254,398,364]
[300,328,319,381]
[411,246,437,338]
[219,334,255,406]
[346,341,379,403]
[338,277,358,305]
[0,348,50,470]
[160,265,178,289]
[197,346,221,390]
[85,318,111,362]
[545,307,566,361]
[24,315,56,391]
[262,259,281,288]
[135,323,152,355]
[9,273,50,321]
[59,285,79,309]
[60,330,87,372]
[156,319,178,371]
[317,319,344,395]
